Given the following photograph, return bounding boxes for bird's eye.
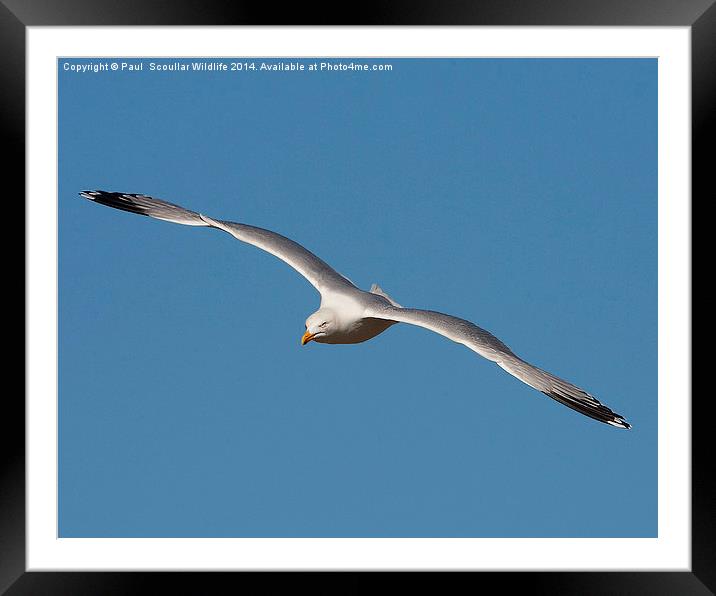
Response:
[320,322,328,328]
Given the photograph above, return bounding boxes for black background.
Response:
[6,0,707,592]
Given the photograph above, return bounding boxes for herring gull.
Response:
[79,190,631,429]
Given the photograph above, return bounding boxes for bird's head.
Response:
[302,308,337,345]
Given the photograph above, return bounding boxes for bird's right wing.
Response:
[366,304,631,429]
[79,190,358,295]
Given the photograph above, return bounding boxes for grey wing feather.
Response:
[198,214,357,293]
[368,305,630,429]
[79,190,357,294]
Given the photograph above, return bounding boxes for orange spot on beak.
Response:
[301,330,316,345]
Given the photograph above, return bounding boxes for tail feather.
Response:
[370,283,402,307]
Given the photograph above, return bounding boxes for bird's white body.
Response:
[79,190,631,429]
[314,290,397,344]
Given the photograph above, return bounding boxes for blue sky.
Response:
[59,58,657,537]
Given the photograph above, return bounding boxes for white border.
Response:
[27,27,691,570]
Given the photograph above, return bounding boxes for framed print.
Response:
[12,0,707,592]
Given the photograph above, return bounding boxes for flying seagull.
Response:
[79,190,631,429]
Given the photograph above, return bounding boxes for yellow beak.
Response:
[301,330,316,345]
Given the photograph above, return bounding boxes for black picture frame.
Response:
[9,0,706,591]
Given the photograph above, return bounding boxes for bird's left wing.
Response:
[366,304,631,429]
[79,190,357,295]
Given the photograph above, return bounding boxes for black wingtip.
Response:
[609,417,632,430]
[80,190,112,202]
[541,389,632,430]
[78,190,154,218]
